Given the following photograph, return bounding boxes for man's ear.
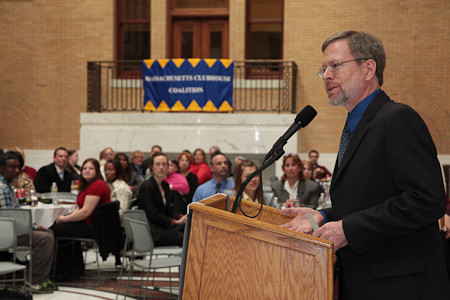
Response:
[365,59,377,82]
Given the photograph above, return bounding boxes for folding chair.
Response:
[0,209,33,285]
[118,217,181,300]
[0,217,27,292]
[122,210,182,261]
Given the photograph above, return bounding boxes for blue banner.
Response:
[142,59,234,112]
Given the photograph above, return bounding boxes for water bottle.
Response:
[30,189,38,207]
[318,193,325,209]
[51,182,58,205]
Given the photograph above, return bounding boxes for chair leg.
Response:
[124,263,134,300]
[168,267,173,300]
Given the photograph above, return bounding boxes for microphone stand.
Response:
[231,146,286,214]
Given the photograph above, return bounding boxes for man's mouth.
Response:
[327,86,337,92]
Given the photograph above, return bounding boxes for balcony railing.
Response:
[87,60,297,113]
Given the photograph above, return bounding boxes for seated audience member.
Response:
[99,147,115,179]
[34,147,73,193]
[189,148,211,185]
[99,147,115,166]
[209,145,233,177]
[225,159,274,207]
[192,152,234,202]
[302,160,314,180]
[13,147,37,181]
[130,150,146,181]
[231,156,246,181]
[308,150,332,180]
[137,152,186,246]
[50,158,111,279]
[115,152,143,198]
[143,145,162,179]
[11,150,36,195]
[165,159,190,195]
[177,151,198,204]
[104,158,132,219]
[271,154,321,209]
[66,149,81,181]
[303,159,325,194]
[0,151,56,293]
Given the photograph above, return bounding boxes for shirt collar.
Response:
[55,164,64,175]
[0,174,7,185]
[347,89,381,133]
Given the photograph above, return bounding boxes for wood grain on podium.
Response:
[182,194,334,300]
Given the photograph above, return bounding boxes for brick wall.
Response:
[1,0,448,155]
[0,0,114,150]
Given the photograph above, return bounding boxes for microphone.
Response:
[264,105,317,161]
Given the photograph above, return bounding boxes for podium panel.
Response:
[181,194,334,300]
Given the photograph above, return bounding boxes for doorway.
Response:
[172,18,229,59]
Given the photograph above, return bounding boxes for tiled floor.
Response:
[32,249,179,300]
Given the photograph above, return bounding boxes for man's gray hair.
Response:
[322,30,386,86]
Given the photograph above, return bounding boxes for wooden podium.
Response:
[179,194,334,299]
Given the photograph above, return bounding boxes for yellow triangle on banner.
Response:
[218,100,233,112]
[157,59,170,68]
[172,59,185,68]
[156,100,170,111]
[143,59,155,69]
[220,59,234,69]
[203,100,218,112]
[187,58,201,68]
[171,100,186,111]
[143,100,156,111]
[204,59,217,68]
[187,100,202,112]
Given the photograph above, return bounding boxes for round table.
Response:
[23,202,77,228]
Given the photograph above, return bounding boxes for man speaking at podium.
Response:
[281,30,449,299]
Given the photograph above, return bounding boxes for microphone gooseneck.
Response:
[232,105,317,214]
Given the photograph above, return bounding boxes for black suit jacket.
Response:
[34,163,73,193]
[323,91,449,299]
[137,177,177,242]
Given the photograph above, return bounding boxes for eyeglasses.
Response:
[284,153,299,158]
[317,58,371,78]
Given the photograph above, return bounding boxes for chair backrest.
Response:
[0,209,32,237]
[125,218,155,254]
[123,210,148,243]
[0,217,17,251]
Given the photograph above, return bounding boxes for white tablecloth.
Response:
[23,203,77,228]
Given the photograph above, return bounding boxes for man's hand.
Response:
[441,214,450,239]
[313,220,348,253]
[280,207,324,234]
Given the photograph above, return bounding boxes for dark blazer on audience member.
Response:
[130,162,147,180]
[271,179,321,209]
[137,177,177,242]
[34,163,73,193]
[322,91,449,299]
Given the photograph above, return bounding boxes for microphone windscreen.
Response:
[295,105,317,127]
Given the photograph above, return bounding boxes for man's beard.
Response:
[327,75,365,107]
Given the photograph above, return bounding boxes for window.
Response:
[246,0,283,60]
[116,0,151,60]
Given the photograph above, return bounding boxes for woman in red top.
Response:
[189,148,211,185]
[50,158,110,280]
